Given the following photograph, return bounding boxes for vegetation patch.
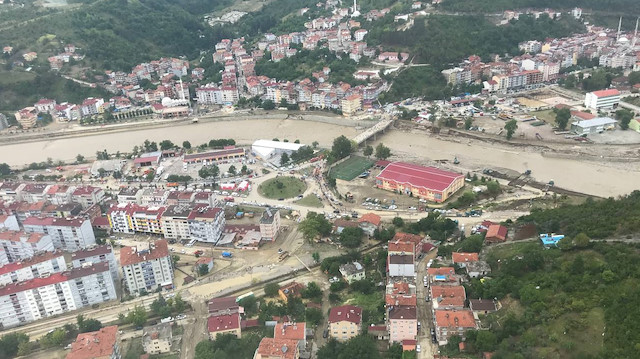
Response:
[329,156,374,181]
[258,176,306,199]
[296,194,323,208]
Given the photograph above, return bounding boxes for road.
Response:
[415,251,439,359]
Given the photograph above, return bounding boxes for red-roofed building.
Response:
[208,296,243,315]
[274,322,306,351]
[208,312,241,340]
[0,250,66,285]
[329,305,362,341]
[388,305,417,343]
[485,224,508,243]
[72,186,105,209]
[254,338,300,359]
[402,339,417,351]
[430,285,466,309]
[386,281,417,306]
[376,162,464,203]
[0,230,54,263]
[434,310,477,344]
[278,281,306,303]
[120,239,173,295]
[427,267,459,284]
[571,110,596,121]
[452,252,479,267]
[358,213,381,236]
[71,245,118,279]
[584,89,620,110]
[66,326,120,359]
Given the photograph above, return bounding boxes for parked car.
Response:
[323,329,329,338]
[416,345,421,352]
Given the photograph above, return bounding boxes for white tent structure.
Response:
[251,139,305,165]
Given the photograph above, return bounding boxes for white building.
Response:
[570,117,618,135]
[0,262,116,329]
[71,245,119,280]
[339,262,365,284]
[188,207,225,243]
[161,205,193,240]
[120,240,174,295]
[0,231,55,263]
[251,139,305,165]
[259,208,280,241]
[388,255,415,277]
[0,250,67,286]
[584,89,621,110]
[23,217,96,252]
[0,214,20,231]
[71,186,106,208]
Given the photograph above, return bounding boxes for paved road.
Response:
[416,252,438,359]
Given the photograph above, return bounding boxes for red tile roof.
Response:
[452,252,479,264]
[388,305,417,320]
[388,241,414,254]
[66,325,118,359]
[187,207,222,220]
[120,239,170,266]
[73,186,100,196]
[571,110,596,120]
[591,89,620,97]
[23,216,86,227]
[434,310,476,329]
[0,250,64,276]
[0,230,48,243]
[256,338,299,359]
[485,224,508,242]
[377,162,463,192]
[358,213,381,226]
[274,322,306,341]
[427,267,455,276]
[208,296,238,314]
[71,245,112,261]
[393,232,423,246]
[329,305,362,324]
[207,312,240,333]
[430,285,466,307]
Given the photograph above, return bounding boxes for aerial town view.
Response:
[1,0,640,358]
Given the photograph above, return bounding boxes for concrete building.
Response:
[584,89,621,110]
[273,322,306,352]
[0,250,67,286]
[116,188,142,205]
[161,205,193,240]
[72,186,105,208]
[71,245,119,280]
[451,252,479,267]
[0,262,116,329]
[23,217,96,252]
[188,206,225,243]
[259,208,280,241]
[45,185,76,205]
[434,310,477,345]
[208,312,241,340]
[15,107,38,129]
[120,240,173,295]
[376,162,464,203]
[388,305,417,343]
[340,94,362,116]
[107,204,165,235]
[251,140,304,165]
[388,255,415,277]
[67,325,121,359]
[0,231,54,263]
[430,285,466,310]
[143,323,173,355]
[254,338,299,359]
[90,160,126,177]
[183,147,246,164]
[339,261,365,283]
[20,184,51,203]
[358,213,381,236]
[0,214,20,231]
[570,117,617,135]
[328,305,362,341]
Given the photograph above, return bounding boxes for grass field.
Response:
[258,176,306,199]
[295,194,323,208]
[330,156,375,181]
[622,96,640,107]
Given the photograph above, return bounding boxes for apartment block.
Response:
[0,231,54,263]
[23,217,96,252]
[71,245,119,280]
[120,240,173,295]
[0,251,67,285]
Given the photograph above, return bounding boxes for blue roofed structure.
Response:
[540,233,564,247]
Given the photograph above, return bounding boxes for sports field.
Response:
[330,156,374,181]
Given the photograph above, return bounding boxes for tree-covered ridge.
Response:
[518,191,640,239]
[440,0,640,14]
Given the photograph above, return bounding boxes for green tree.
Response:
[173,294,187,313]
[615,108,634,130]
[504,119,518,140]
[331,135,353,161]
[264,283,280,297]
[228,165,237,176]
[486,180,501,199]
[299,212,333,240]
[464,118,473,130]
[303,282,323,300]
[573,232,591,248]
[312,252,321,263]
[198,264,210,276]
[305,307,323,325]
[363,145,373,157]
[77,314,102,333]
[375,143,391,160]
[629,71,640,85]
[392,217,404,227]
[474,330,497,352]
[339,227,364,248]
[337,334,381,359]
[312,141,319,148]
[75,154,85,163]
[127,305,147,327]
[262,100,276,110]
[554,107,571,130]
[182,140,191,149]
[280,153,290,166]
[159,140,175,150]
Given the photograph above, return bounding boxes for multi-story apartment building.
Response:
[0,231,54,263]
[160,205,193,240]
[0,250,67,285]
[116,188,142,204]
[188,207,225,243]
[328,305,362,341]
[584,89,621,110]
[0,262,116,329]
[434,310,477,345]
[0,182,25,202]
[107,204,165,235]
[259,208,280,241]
[0,214,20,231]
[45,185,76,205]
[20,184,51,203]
[71,245,119,280]
[71,186,105,209]
[388,305,418,343]
[120,240,173,295]
[23,217,96,252]
[67,325,121,359]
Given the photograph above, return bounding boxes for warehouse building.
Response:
[570,117,617,135]
[375,162,464,203]
[584,89,620,110]
[183,147,245,164]
[251,139,304,166]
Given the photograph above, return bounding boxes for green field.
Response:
[330,156,374,181]
[295,194,323,208]
[258,176,306,199]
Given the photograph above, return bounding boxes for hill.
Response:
[440,0,640,15]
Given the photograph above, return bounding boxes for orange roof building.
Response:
[430,285,466,309]
[66,326,119,359]
[452,252,479,267]
[254,338,300,359]
[434,310,477,344]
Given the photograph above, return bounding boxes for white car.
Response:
[416,345,421,352]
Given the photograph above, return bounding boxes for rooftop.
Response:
[207,312,240,332]
[0,230,48,244]
[376,162,463,192]
[66,325,118,359]
[388,305,417,320]
[339,261,364,276]
[120,239,170,266]
[260,208,278,224]
[329,305,362,324]
[389,255,414,265]
[452,252,479,263]
[208,296,239,314]
[590,89,620,97]
[572,117,617,128]
[358,213,381,226]
[0,250,64,276]
[71,245,112,261]
[255,338,299,359]
[274,322,306,341]
[23,216,86,227]
[430,285,466,307]
[434,310,476,329]
[469,299,498,312]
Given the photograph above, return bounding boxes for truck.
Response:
[222,251,233,258]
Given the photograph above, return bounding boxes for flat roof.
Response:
[252,139,305,151]
[376,162,463,192]
[572,117,616,128]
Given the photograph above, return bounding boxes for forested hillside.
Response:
[440,0,640,14]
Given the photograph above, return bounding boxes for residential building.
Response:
[278,281,306,303]
[259,208,280,240]
[340,94,362,116]
[469,299,498,314]
[194,257,214,274]
[66,325,121,359]
[339,261,365,283]
[116,187,142,204]
[274,322,306,352]
[451,252,479,267]
[430,285,466,310]
[208,296,243,316]
[0,214,19,231]
[142,323,172,355]
[0,182,25,202]
[376,162,464,203]
[570,117,617,135]
[189,206,225,243]
[15,107,38,129]
[485,224,508,243]
[584,89,620,110]
[434,310,477,345]
[107,204,165,235]
[71,245,119,280]
[388,305,417,343]
[358,213,381,236]
[23,217,96,252]
[0,250,67,285]
[466,260,491,278]
[386,281,417,306]
[0,262,116,329]
[0,231,54,263]
[208,312,242,340]
[328,305,362,341]
[72,186,105,208]
[388,255,415,277]
[20,184,51,203]
[161,205,195,239]
[254,338,300,359]
[45,185,76,205]
[120,240,173,295]
[427,267,459,285]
